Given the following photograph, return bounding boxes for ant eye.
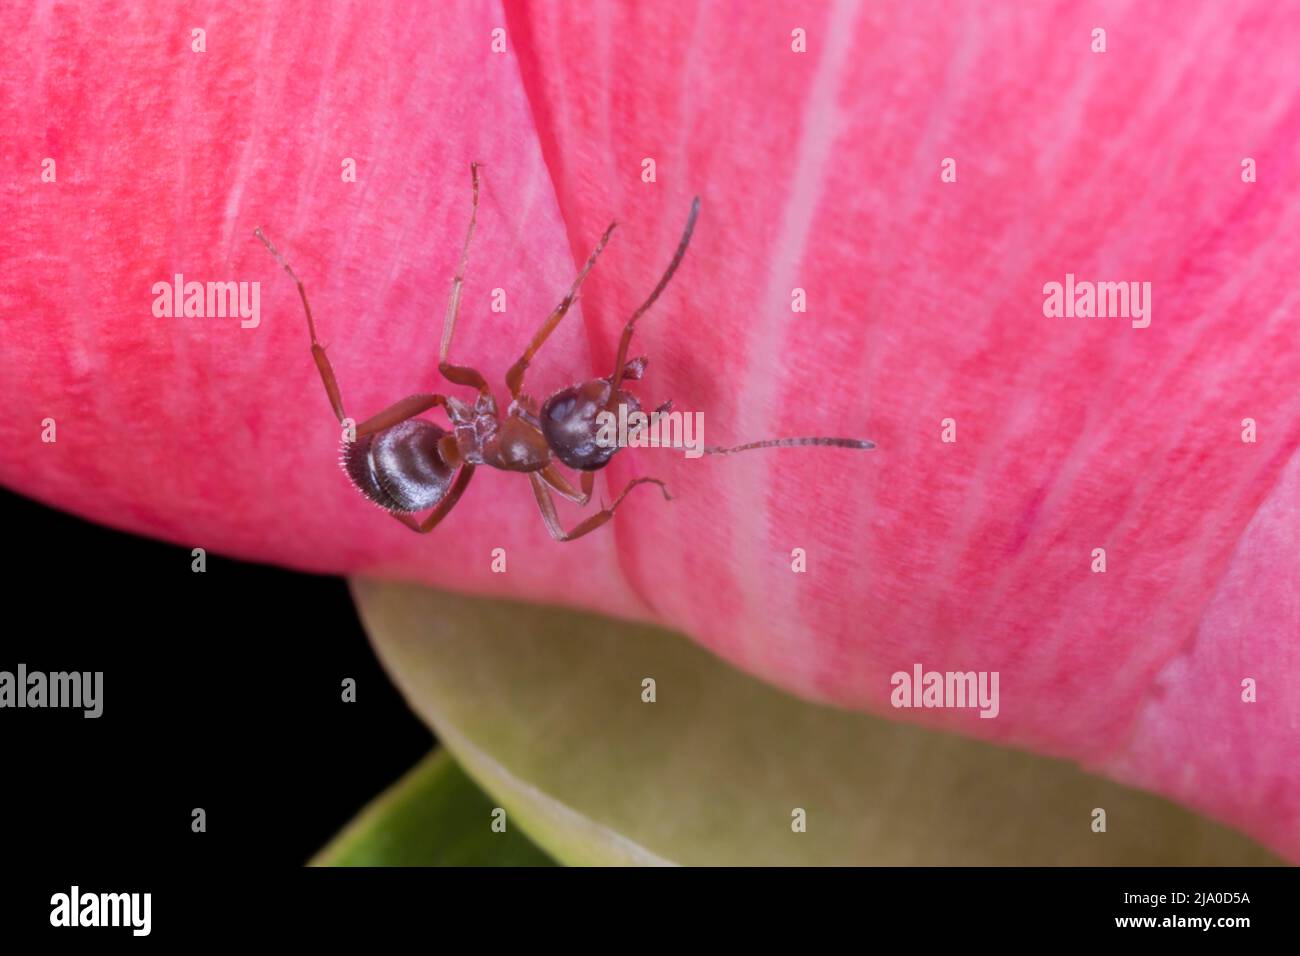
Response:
[541,380,630,471]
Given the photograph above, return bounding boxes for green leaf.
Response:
[312,748,555,866]
[352,582,1282,866]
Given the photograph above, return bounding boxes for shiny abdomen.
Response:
[340,419,454,513]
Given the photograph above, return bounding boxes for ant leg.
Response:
[608,197,701,398]
[389,465,476,534]
[539,463,595,506]
[529,473,670,542]
[439,162,493,397]
[355,393,453,439]
[505,221,618,399]
[254,227,348,424]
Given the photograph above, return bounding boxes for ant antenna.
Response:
[254,226,320,347]
[609,196,702,396]
[704,437,875,455]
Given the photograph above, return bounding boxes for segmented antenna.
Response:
[609,196,702,397]
[704,437,876,455]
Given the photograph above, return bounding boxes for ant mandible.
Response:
[254,163,874,541]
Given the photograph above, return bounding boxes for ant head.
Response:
[540,378,642,471]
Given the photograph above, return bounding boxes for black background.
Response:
[1,486,432,868]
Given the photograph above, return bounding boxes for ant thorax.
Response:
[450,418,489,465]
[441,398,552,474]
[438,393,497,469]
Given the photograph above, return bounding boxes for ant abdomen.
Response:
[341,419,455,512]
[541,378,641,471]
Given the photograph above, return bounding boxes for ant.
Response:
[254,163,874,541]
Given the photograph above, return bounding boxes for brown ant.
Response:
[254,163,874,541]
